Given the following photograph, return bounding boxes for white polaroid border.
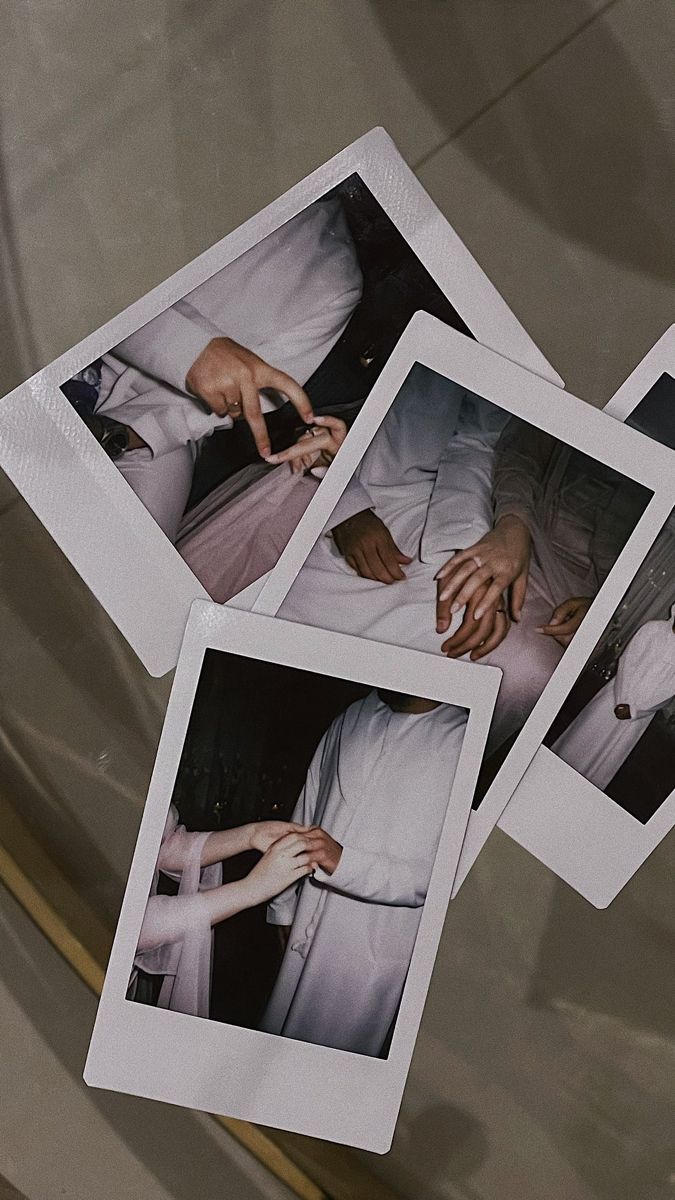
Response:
[249,312,675,895]
[84,599,500,1153]
[497,325,675,906]
[0,127,562,678]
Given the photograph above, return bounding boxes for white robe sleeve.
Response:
[314,843,431,907]
[420,391,511,560]
[112,302,220,397]
[266,738,325,927]
[614,623,675,717]
[137,893,212,953]
[491,418,555,532]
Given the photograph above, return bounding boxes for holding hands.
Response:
[246,831,317,904]
[536,596,593,646]
[265,414,348,474]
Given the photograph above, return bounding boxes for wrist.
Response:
[496,512,528,535]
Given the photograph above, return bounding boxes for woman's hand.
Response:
[265,415,348,474]
[246,832,316,903]
[185,336,314,459]
[435,514,531,626]
[440,581,511,661]
[537,596,593,646]
[247,820,307,855]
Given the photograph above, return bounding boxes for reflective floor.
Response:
[0,2,674,1197]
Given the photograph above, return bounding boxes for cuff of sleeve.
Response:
[313,845,355,890]
[114,309,215,396]
[266,904,297,926]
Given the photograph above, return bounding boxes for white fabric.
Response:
[96,196,362,537]
[260,690,467,1057]
[553,612,675,790]
[132,805,222,1018]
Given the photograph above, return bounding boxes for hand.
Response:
[302,826,343,875]
[248,820,307,854]
[246,832,316,903]
[265,415,348,475]
[440,582,511,660]
[614,703,632,720]
[434,515,531,623]
[537,596,593,646]
[185,336,314,459]
[333,509,413,584]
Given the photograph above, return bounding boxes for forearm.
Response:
[316,844,429,907]
[137,879,260,952]
[200,825,253,866]
[493,419,554,530]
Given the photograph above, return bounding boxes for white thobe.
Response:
[260,690,467,1057]
[131,805,222,1018]
[553,616,675,790]
[96,197,362,537]
[278,363,509,654]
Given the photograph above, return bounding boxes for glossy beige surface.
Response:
[0,2,673,1197]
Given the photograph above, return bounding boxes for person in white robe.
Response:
[260,689,467,1057]
[130,808,313,1019]
[95,197,363,538]
[553,606,675,790]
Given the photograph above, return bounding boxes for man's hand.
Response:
[248,820,307,855]
[185,336,314,459]
[614,703,632,720]
[537,596,593,646]
[440,582,511,660]
[434,515,532,623]
[302,826,343,875]
[332,510,412,584]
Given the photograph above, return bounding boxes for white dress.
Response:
[131,805,222,1018]
[260,690,467,1057]
[553,613,675,790]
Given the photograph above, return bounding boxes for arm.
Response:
[492,417,556,532]
[112,303,219,397]
[315,842,432,908]
[420,392,512,561]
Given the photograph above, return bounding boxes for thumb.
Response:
[396,550,414,564]
[510,571,528,622]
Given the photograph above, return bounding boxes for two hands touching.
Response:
[332,508,592,660]
[186,336,346,471]
[244,820,343,906]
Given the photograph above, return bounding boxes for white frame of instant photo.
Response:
[84,600,500,1153]
[250,312,675,895]
[498,324,675,907]
[0,127,562,678]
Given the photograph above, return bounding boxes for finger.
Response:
[471,613,509,660]
[434,548,482,581]
[510,570,528,622]
[267,431,331,464]
[538,616,580,638]
[442,611,494,656]
[437,559,486,607]
[267,369,314,424]
[351,549,380,582]
[436,587,455,634]
[240,378,271,458]
[473,579,507,621]
[452,568,497,616]
[378,542,407,582]
[311,415,347,445]
[368,546,399,584]
[345,555,360,576]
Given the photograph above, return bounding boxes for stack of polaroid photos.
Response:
[3,129,674,1152]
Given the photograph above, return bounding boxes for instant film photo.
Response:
[84,601,499,1153]
[498,326,675,906]
[0,127,561,677]
[250,313,675,892]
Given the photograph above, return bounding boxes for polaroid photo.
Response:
[0,127,561,677]
[250,312,675,896]
[498,326,675,906]
[84,600,499,1153]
